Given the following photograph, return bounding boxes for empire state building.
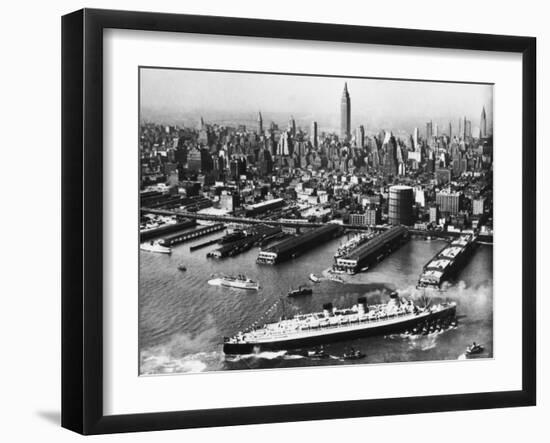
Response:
[340,82,351,141]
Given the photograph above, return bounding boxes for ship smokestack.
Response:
[322,302,333,316]
[357,296,368,313]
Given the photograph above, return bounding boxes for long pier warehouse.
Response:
[257,224,342,265]
[333,226,409,274]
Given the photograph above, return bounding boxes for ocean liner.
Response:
[223,292,456,354]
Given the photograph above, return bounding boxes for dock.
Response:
[257,224,342,265]
[208,225,282,259]
[332,226,409,274]
[139,219,197,241]
[158,223,225,247]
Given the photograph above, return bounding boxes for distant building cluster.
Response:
[140,83,493,236]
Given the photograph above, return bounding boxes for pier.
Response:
[158,223,225,247]
[333,226,409,274]
[189,238,223,251]
[207,225,282,259]
[139,219,197,241]
[257,224,342,265]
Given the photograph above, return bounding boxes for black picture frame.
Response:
[61,8,536,435]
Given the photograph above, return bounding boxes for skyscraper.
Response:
[426,121,433,142]
[310,121,318,148]
[355,125,365,148]
[480,106,487,138]
[288,116,296,138]
[258,111,263,135]
[413,127,419,151]
[448,122,452,140]
[340,83,351,141]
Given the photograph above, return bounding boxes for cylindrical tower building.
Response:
[388,185,414,226]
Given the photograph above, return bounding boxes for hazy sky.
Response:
[140,68,493,135]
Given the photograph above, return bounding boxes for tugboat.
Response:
[208,274,260,290]
[341,348,366,360]
[288,286,313,297]
[465,342,484,356]
[304,346,329,359]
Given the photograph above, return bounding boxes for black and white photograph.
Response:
[138,68,494,375]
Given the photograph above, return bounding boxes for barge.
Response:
[417,234,478,289]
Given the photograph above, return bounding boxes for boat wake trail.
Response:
[140,318,221,375]
[225,350,305,362]
[140,351,221,374]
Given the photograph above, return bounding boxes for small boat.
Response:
[341,349,366,361]
[360,266,369,272]
[465,342,484,356]
[304,347,329,359]
[177,264,187,271]
[288,286,313,297]
[309,273,321,283]
[140,241,171,254]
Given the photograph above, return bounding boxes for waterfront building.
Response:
[429,205,439,224]
[219,191,240,213]
[388,185,414,226]
[473,197,485,215]
[349,209,378,226]
[244,197,285,217]
[340,83,351,141]
[436,190,462,215]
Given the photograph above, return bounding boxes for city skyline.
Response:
[140,68,493,136]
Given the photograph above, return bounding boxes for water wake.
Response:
[225,350,305,362]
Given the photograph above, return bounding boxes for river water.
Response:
[139,231,493,375]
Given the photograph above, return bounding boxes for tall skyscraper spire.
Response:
[340,82,351,141]
[258,111,263,135]
[480,106,487,138]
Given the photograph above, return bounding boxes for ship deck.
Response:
[227,304,455,345]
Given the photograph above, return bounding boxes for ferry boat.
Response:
[417,234,478,289]
[223,292,457,354]
[140,241,172,254]
[208,274,260,290]
[287,286,313,297]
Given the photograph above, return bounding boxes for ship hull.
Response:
[223,305,455,354]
